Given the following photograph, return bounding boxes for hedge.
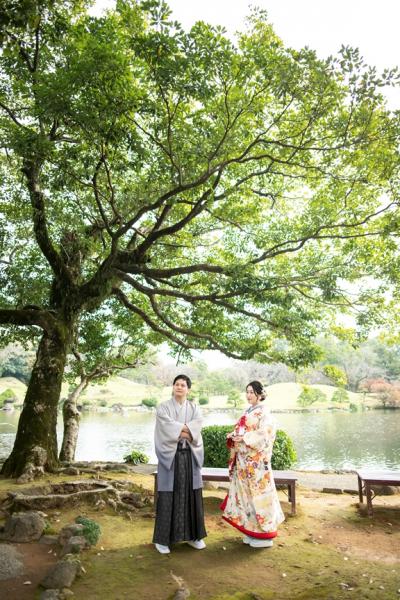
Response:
[203,424,297,470]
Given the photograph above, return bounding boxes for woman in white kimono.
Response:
[221,380,285,548]
[153,374,207,554]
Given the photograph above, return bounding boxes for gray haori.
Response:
[154,398,204,492]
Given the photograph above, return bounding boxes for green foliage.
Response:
[271,430,297,470]
[198,394,209,405]
[42,520,57,535]
[322,365,348,388]
[331,388,350,403]
[0,345,33,384]
[75,516,101,546]
[142,396,158,408]
[0,388,17,407]
[203,425,296,470]
[203,425,232,468]
[123,450,149,465]
[349,402,358,412]
[297,386,327,407]
[226,388,244,409]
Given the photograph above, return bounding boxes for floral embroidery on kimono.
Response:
[221,404,285,538]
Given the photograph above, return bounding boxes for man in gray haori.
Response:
[153,374,207,554]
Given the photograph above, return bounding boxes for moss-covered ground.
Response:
[0,472,399,599]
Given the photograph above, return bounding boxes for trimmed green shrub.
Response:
[203,425,297,470]
[297,386,327,406]
[203,425,232,468]
[142,397,157,408]
[0,388,17,407]
[271,430,297,470]
[199,394,209,405]
[75,516,101,546]
[124,450,149,465]
[331,388,349,403]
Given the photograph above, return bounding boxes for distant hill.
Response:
[78,377,170,406]
[0,376,370,411]
[264,382,362,411]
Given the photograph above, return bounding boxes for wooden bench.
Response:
[152,467,297,515]
[356,470,400,516]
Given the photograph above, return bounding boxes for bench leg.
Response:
[358,475,363,504]
[290,483,296,515]
[366,483,373,517]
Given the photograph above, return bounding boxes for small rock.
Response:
[41,559,80,589]
[0,511,46,542]
[40,590,61,600]
[60,536,88,556]
[23,580,32,585]
[0,544,24,580]
[63,467,80,476]
[58,524,84,547]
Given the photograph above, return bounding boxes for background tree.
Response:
[59,308,150,463]
[226,388,244,409]
[0,344,35,384]
[317,336,385,391]
[297,386,327,407]
[1,0,399,477]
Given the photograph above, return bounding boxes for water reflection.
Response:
[0,409,399,471]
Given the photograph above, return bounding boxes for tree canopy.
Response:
[0,0,399,476]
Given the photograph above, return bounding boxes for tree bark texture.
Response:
[1,323,72,479]
[59,379,88,463]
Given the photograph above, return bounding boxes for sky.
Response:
[95,0,400,108]
[93,0,400,368]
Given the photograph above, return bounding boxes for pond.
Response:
[1,408,399,471]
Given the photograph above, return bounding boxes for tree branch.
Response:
[0,308,57,331]
[22,162,73,283]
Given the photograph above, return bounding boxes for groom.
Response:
[152,374,207,554]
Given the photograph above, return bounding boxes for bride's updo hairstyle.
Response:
[247,380,266,401]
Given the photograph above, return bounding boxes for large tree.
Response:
[0,0,399,477]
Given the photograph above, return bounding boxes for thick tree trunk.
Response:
[1,323,71,480]
[59,378,88,463]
